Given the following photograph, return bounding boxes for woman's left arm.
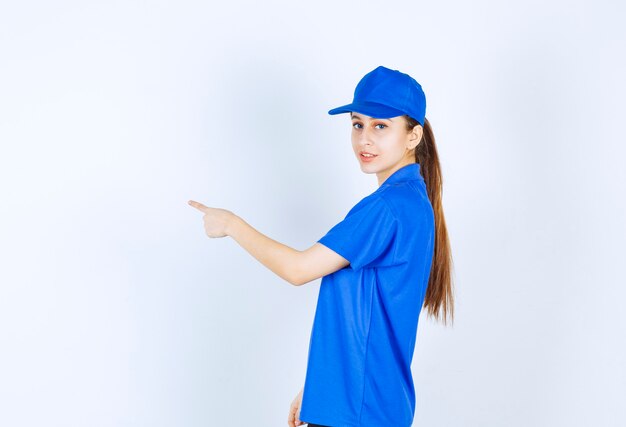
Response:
[189,199,301,286]
[226,214,302,286]
[189,199,348,287]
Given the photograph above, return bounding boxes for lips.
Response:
[360,151,378,162]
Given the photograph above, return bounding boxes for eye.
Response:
[352,122,363,129]
[375,123,387,129]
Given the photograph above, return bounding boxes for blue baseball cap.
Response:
[328,65,426,126]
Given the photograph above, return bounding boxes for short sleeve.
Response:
[317,196,398,270]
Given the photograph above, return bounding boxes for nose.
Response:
[355,126,374,146]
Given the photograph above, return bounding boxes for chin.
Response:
[359,163,381,173]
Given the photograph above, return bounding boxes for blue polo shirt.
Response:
[299,163,435,427]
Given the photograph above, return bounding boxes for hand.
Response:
[287,387,305,427]
[188,199,236,238]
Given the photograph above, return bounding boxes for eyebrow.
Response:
[350,114,393,121]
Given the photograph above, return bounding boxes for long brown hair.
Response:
[404,115,455,326]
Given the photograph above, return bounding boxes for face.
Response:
[350,112,423,186]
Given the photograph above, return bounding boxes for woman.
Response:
[189,65,454,427]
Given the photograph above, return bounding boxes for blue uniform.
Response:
[299,163,435,427]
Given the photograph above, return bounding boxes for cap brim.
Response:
[328,101,406,119]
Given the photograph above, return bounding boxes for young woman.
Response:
[189,65,454,427]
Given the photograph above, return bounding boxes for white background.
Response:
[1,1,624,426]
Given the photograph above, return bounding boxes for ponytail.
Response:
[405,115,455,326]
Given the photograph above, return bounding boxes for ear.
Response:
[408,125,423,150]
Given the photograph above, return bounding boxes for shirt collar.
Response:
[380,163,423,187]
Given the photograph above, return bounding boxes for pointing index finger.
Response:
[188,200,209,213]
